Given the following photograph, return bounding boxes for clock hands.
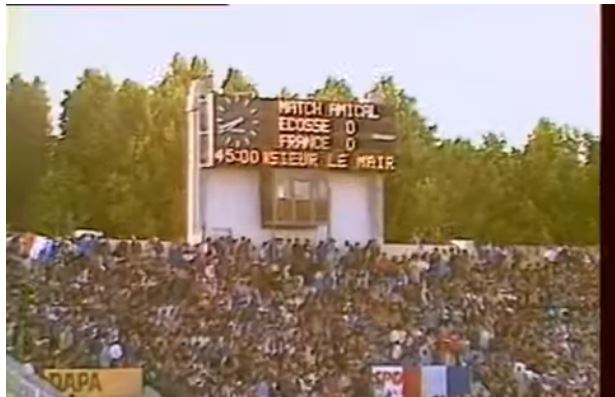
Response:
[216,96,260,149]
[227,127,257,134]
[219,116,246,133]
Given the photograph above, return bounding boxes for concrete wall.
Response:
[383,243,452,257]
[329,172,382,244]
[200,168,267,242]
[196,168,384,245]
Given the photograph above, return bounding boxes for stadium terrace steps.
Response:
[7,355,63,397]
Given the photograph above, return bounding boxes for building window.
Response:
[316,179,328,200]
[261,171,329,228]
[277,179,291,199]
[292,180,311,200]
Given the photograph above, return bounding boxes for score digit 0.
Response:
[345,120,358,136]
[345,137,357,151]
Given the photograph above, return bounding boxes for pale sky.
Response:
[7,5,599,147]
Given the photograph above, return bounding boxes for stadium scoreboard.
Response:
[198,95,397,172]
[187,80,399,245]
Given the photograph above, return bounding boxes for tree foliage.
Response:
[221,67,258,97]
[310,77,355,101]
[25,55,209,240]
[6,56,600,245]
[6,75,51,231]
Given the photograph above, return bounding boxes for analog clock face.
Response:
[216,96,260,148]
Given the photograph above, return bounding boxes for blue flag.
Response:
[446,366,471,396]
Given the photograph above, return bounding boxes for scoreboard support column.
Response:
[186,80,214,244]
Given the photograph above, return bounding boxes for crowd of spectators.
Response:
[6,234,599,397]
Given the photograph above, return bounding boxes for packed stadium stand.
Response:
[7,234,599,397]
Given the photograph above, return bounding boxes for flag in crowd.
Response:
[371,365,471,397]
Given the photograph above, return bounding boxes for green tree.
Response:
[513,119,597,245]
[6,74,51,231]
[371,76,438,242]
[56,69,119,231]
[31,145,80,236]
[311,77,355,101]
[278,86,299,99]
[579,132,600,244]
[221,67,258,96]
[105,79,155,237]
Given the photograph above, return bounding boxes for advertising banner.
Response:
[43,368,142,397]
[371,365,404,397]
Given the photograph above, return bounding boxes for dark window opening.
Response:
[260,171,329,228]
